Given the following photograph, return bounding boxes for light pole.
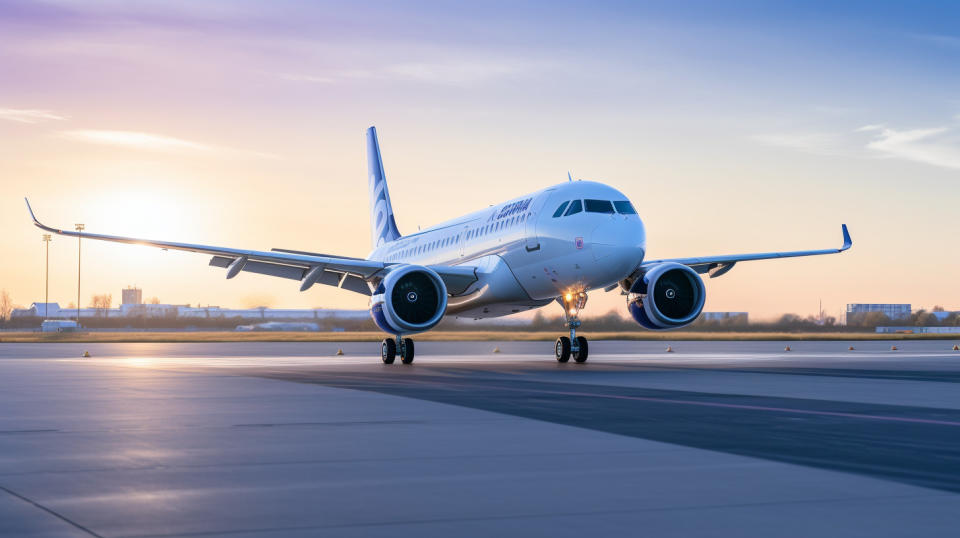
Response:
[42,234,51,319]
[75,223,84,325]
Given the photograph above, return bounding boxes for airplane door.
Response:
[459,224,468,257]
[524,190,552,252]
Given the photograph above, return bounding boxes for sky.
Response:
[1,0,958,320]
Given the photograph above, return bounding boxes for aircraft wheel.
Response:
[381,338,396,364]
[573,336,589,363]
[400,338,415,364]
[555,337,571,363]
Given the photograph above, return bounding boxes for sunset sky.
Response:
[2,0,958,320]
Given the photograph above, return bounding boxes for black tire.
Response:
[401,338,415,364]
[381,338,396,364]
[555,336,571,363]
[573,336,589,363]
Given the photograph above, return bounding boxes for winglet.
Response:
[839,224,852,252]
[24,197,59,234]
[24,197,38,224]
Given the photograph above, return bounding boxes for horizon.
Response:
[2,1,959,321]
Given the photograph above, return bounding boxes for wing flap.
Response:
[209,256,306,281]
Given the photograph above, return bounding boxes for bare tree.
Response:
[90,294,113,317]
[0,290,12,321]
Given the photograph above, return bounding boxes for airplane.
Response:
[26,126,852,365]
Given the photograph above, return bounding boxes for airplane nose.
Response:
[591,217,644,261]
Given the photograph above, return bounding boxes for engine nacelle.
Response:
[370,264,448,335]
[627,262,705,330]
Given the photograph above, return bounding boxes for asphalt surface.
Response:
[1,340,959,537]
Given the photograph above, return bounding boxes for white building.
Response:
[699,312,749,323]
[846,303,911,320]
[11,299,367,321]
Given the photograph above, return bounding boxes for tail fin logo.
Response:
[367,127,402,248]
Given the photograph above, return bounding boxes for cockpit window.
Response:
[584,199,615,214]
[614,201,637,214]
[564,199,583,216]
[552,201,569,218]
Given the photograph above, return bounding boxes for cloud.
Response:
[751,132,845,156]
[0,108,67,124]
[280,58,534,87]
[385,60,526,85]
[755,120,960,171]
[278,73,336,84]
[61,129,213,152]
[60,129,276,158]
[912,33,960,49]
[860,124,960,170]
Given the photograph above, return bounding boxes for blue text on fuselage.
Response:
[489,198,532,221]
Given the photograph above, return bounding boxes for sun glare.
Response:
[93,190,189,239]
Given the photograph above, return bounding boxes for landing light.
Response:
[565,293,573,301]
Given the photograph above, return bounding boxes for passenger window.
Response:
[614,201,637,214]
[584,199,615,213]
[552,201,569,218]
[564,200,583,216]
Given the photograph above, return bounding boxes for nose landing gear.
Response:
[555,292,589,363]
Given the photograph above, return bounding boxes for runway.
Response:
[1,340,959,537]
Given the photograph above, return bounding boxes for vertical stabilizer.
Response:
[367,126,402,248]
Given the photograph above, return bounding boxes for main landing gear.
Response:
[555,291,589,363]
[381,335,415,365]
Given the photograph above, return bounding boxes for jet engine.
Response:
[370,264,448,334]
[627,262,705,330]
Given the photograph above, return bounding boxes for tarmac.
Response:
[1,339,959,537]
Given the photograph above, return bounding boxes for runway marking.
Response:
[233,419,424,428]
[319,374,960,428]
[0,484,104,538]
[476,384,960,427]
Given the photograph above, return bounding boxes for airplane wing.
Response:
[25,198,478,296]
[640,224,852,278]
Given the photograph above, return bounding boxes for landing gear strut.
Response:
[555,292,589,363]
[382,336,415,365]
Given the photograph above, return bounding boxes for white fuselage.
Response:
[367,181,646,319]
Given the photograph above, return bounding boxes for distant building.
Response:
[41,320,78,332]
[11,302,63,319]
[11,293,367,321]
[235,322,321,332]
[699,312,748,323]
[931,311,959,322]
[846,304,911,320]
[12,302,121,319]
[876,326,960,334]
[121,287,142,306]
